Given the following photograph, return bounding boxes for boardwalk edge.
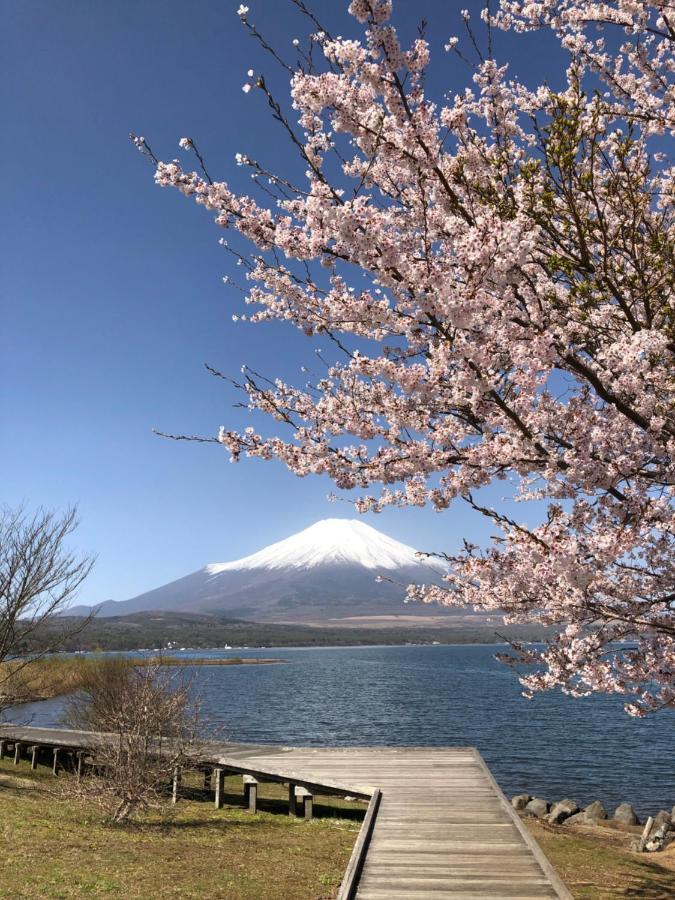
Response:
[337,788,381,900]
[471,747,574,900]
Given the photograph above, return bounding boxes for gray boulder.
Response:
[547,799,579,825]
[512,794,532,811]
[645,823,673,852]
[653,810,672,831]
[613,802,640,826]
[584,800,608,822]
[564,812,589,826]
[525,798,550,818]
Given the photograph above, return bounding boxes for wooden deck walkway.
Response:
[0,726,571,899]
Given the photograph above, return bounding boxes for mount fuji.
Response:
[74,519,464,625]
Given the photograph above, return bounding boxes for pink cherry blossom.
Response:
[138,1,675,715]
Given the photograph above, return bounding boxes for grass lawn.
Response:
[0,757,363,899]
[525,818,675,899]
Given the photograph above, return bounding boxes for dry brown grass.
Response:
[0,655,103,702]
[525,818,675,899]
[0,654,279,703]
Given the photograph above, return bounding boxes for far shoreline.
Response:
[40,613,550,654]
[52,639,525,657]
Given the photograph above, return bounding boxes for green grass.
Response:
[525,819,675,899]
[0,757,363,899]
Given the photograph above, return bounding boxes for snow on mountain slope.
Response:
[71,518,456,623]
[206,518,441,574]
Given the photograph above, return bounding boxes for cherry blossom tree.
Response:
[133,1,674,715]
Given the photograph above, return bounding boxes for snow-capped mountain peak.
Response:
[206,518,437,574]
[69,517,459,623]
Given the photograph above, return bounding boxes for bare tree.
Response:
[0,506,94,703]
[65,657,201,822]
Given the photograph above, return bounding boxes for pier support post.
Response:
[297,787,313,821]
[214,767,225,809]
[14,742,23,765]
[172,766,182,805]
[52,748,61,776]
[292,786,313,820]
[76,751,85,780]
[243,775,258,814]
[288,783,297,817]
[30,746,39,770]
[203,768,212,792]
[0,740,6,760]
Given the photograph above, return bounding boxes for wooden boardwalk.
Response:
[0,726,571,899]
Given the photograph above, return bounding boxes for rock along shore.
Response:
[511,793,675,853]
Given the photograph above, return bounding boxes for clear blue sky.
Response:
[2,1,564,606]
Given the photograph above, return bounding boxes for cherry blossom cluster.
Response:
[490,1,675,134]
[142,1,674,714]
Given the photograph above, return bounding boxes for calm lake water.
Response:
[10,644,674,816]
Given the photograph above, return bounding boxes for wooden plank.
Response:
[359,878,555,891]
[357,887,558,900]
[366,857,540,866]
[363,867,545,878]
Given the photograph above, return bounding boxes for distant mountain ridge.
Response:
[70,519,467,625]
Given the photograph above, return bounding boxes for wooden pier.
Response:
[0,726,571,899]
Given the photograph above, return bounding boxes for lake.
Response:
[10,643,674,816]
